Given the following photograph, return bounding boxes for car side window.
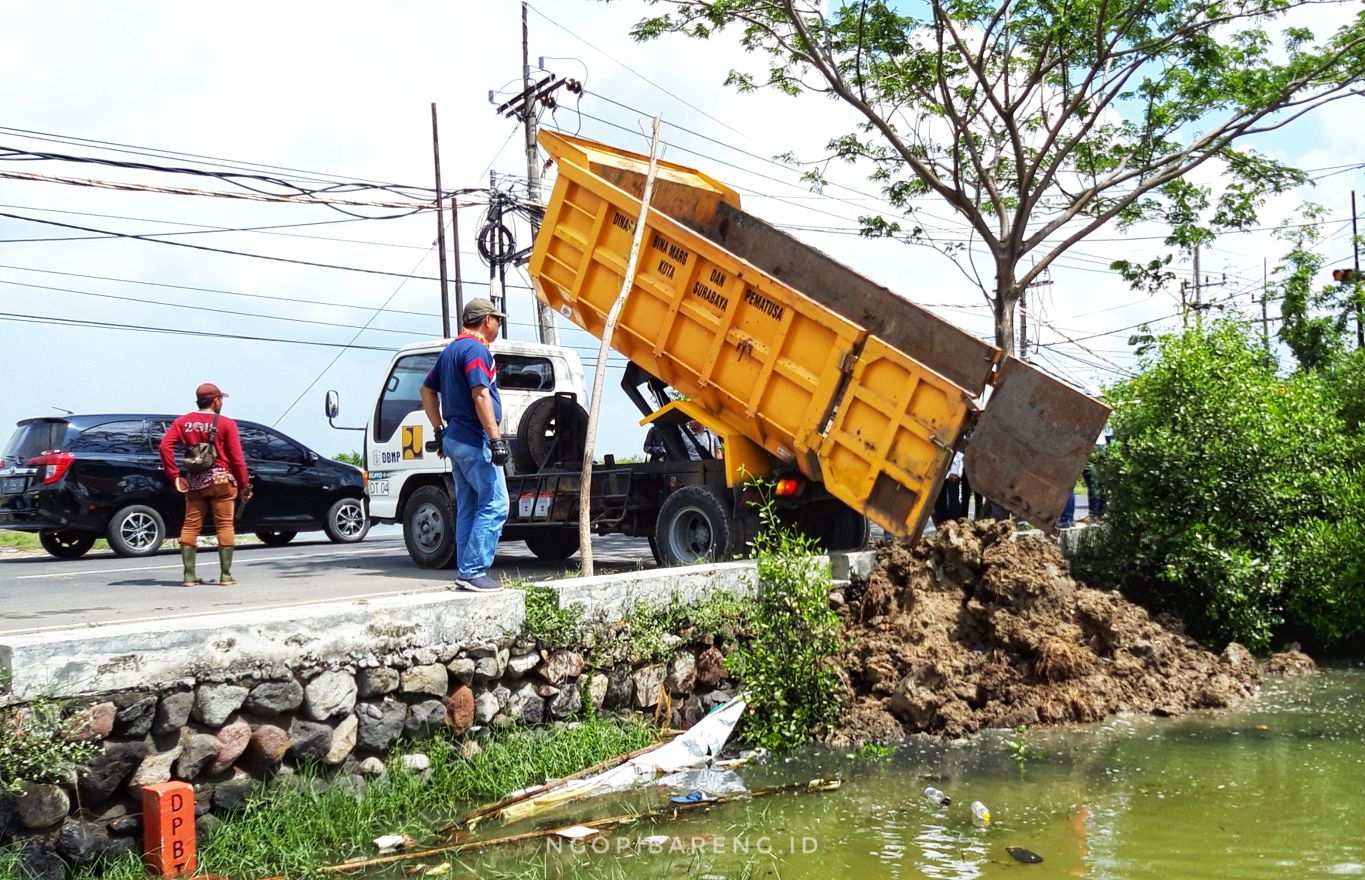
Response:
[239,425,305,464]
[67,420,150,455]
[375,352,438,444]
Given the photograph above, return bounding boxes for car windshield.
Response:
[2,420,71,467]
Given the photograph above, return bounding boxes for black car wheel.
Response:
[654,486,735,566]
[38,529,97,560]
[524,528,580,561]
[324,496,369,543]
[403,484,455,569]
[255,529,297,547]
[106,504,167,558]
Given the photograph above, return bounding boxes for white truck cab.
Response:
[362,337,586,567]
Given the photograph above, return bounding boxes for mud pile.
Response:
[832,520,1261,745]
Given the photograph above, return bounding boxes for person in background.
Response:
[159,382,251,587]
[643,426,666,462]
[420,297,510,593]
[932,452,966,526]
[684,419,723,460]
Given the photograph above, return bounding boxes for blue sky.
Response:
[1,1,1360,460]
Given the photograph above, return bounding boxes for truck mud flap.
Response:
[964,357,1111,533]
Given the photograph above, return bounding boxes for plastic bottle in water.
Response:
[923,786,951,807]
[971,800,991,827]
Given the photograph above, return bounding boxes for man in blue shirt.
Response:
[420,298,511,592]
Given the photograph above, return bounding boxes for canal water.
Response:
[391,666,1364,879]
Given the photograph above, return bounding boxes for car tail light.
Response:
[28,451,74,484]
[775,478,801,496]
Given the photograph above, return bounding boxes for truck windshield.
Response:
[375,353,438,443]
[2,420,72,467]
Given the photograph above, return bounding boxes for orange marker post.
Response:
[142,781,197,877]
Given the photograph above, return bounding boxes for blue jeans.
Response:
[1057,492,1076,528]
[443,435,509,579]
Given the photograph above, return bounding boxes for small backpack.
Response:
[184,414,220,474]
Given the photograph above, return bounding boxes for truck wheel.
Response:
[106,504,167,558]
[524,529,580,560]
[655,486,735,566]
[403,485,456,569]
[39,529,97,560]
[817,504,870,552]
[515,396,589,471]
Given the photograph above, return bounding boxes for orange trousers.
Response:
[180,482,237,547]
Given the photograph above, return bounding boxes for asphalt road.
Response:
[0,527,655,637]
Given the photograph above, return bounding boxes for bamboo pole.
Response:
[578,116,662,576]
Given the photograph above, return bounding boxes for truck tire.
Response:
[815,504,870,552]
[403,485,456,569]
[515,396,589,472]
[655,485,735,566]
[524,529,580,560]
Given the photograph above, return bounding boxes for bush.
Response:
[1074,321,1361,650]
[727,488,845,750]
[0,699,100,793]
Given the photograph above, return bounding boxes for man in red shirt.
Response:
[159,382,252,586]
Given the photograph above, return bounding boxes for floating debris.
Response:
[1006,846,1044,864]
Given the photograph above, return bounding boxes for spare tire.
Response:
[515,396,589,472]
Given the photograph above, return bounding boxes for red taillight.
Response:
[775,478,801,496]
[28,451,74,484]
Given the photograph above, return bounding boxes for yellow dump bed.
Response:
[529,130,1109,538]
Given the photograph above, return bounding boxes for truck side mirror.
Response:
[325,390,340,419]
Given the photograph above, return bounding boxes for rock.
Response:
[305,671,358,721]
[1266,649,1318,677]
[154,691,194,736]
[333,774,367,798]
[0,790,15,832]
[605,664,634,709]
[245,679,304,715]
[357,756,387,777]
[445,686,476,734]
[324,714,359,765]
[534,683,561,699]
[474,692,501,724]
[98,834,137,859]
[193,683,249,727]
[357,667,401,697]
[701,689,734,712]
[505,683,545,725]
[505,651,540,679]
[460,739,483,761]
[212,773,254,811]
[113,695,157,738]
[208,717,253,775]
[1220,642,1261,685]
[69,701,117,742]
[404,699,447,737]
[588,673,608,711]
[666,651,697,693]
[539,649,584,685]
[19,841,65,880]
[357,698,407,752]
[447,657,478,685]
[17,782,69,829]
[287,719,333,763]
[197,813,222,837]
[56,818,108,863]
[681,695,707,728]
[401,663,449,697]
[245,724,290,768]
[695,646,727,688]
[631,664,667,709]
[472,655,501,683]
[175,733,223,781]
[78,740,149,805]
[128,747,182,797]
[548,684,581,719]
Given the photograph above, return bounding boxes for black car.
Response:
[0,414,368,559]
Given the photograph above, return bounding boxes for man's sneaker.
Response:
[456,575,503,593]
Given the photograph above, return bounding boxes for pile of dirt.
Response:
[831,520,1261,745]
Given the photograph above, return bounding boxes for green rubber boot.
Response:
[218,546,236,586]
[180,545,200,587]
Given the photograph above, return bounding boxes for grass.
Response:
[8,717,658,880]
[0,531,45,551]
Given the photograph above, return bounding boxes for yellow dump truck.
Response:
[516,130,1108,562]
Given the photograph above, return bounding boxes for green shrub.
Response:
[0,698,101,793]
[1074,320,1360,649]
[515,582,584,648]
[728,487,845,750]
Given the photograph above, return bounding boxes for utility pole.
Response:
[431,103,452,338]
[451,196,465,323]
[1262,258,1270,349]
[1193,244,1202,323]
[1018,273,1051,359]
[523,1,558,345]
[1354,190,1361,349]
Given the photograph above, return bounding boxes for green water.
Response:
[390,667,1365,879]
